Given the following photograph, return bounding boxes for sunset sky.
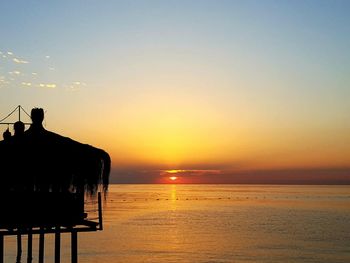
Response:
[1,1,349,183]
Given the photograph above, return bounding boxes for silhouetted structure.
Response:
[0,107,110,194]
[0,106,110,263]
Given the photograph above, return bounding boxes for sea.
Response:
[4,184,350,263]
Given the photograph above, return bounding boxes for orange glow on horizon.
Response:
[166,170,185,174]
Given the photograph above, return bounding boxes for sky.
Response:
[0,0,349,183]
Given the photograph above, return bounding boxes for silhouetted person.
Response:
[27,108,45,134]
[2,128,11,141]
[14,121,25,137]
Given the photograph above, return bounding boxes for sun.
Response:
[169,176,178,181]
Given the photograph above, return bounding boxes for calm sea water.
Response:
[4,184,350,263]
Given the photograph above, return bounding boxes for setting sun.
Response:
[169,176,178,181]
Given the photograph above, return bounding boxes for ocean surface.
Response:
[4,184,350,263]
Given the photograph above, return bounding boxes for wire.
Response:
[0,105,20,123]
[20,106,31,118]
[0,105,32,124]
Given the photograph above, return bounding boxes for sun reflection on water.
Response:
[170,185,178,211]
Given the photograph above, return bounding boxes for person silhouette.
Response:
[2,128,11,141]
[25,108,46,139]
[14,121,25,137]
[28,108,45,131]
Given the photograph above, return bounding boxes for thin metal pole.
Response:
[16,234,22,263]
[71,231,78,263]
[27,230,32,263]
[55,227,61,263]
[39,229,45,263]
[0,235,3,263]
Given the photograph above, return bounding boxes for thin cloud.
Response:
[160,169,222,177]
[0,76,6,84]
[21,82,32,87]
[8,71,21,75]
[1,49,86,91]
[66,81,86,91]
[0,76,9,87]
[38,83,56,89]
[13,58,29,64]
[46,84,56,88]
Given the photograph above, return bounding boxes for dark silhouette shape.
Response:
[13,121,25,137]
[0,107,110,219]
[2,128,11,141]
[0,107,109,263]
[27,108,44,132]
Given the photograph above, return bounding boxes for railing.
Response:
[0,192,104,263]
[84,192,103,230]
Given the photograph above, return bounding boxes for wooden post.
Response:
[55,227,61,263]
[71,231,78,263]
[0,235,3,263]
[27,230,32,263]
[39,229,45,263]
[98,192,103,230]
[16,234,22,263]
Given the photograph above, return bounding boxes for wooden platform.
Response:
[0,192,103,263]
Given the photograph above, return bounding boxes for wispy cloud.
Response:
[0,75,9,87]
[13,58,29,64]
[38,83,56,88]
[46,84,56,88]
[65,81,87,92]
[1,49,87,91]
[8,71,21,75]
[160,169,221,177]
[21,82,32,87]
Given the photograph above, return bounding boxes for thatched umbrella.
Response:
[0,108,110,196]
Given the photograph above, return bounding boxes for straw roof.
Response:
[0,109,110,196]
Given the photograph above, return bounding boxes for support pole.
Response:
[71,231,78,263]
[0,235,3,263]
[39,229,45,263]
[98,192,103,230]
[16,234,22,263]
[55,227,61,263]
[27,230,32,263]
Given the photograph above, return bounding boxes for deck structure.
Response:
[0,192,103,263]
[0,106,110,263]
